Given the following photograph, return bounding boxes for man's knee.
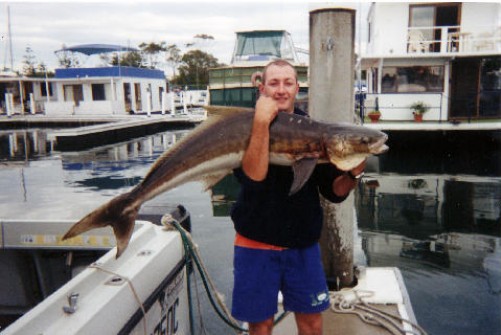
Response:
[249,317,274,335]
[295,312,322,335]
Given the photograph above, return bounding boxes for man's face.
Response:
[259,64,299,113]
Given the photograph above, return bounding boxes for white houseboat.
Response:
[0,67,210,117]
[0,66,170,116]
[362,2,501,122]
[46,66,168,116]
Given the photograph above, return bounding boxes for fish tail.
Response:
[62,192,140,258]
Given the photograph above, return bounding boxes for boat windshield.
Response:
[231,30,298,64]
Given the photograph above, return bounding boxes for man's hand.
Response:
[332,160,366,197]
[349,160,366,178]
[254,95,279,126]
[241,96,279,181]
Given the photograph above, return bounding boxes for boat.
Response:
[208,30,309,110]
[0,43,208,117]
[0,205,192,333]
[361,2,501,123]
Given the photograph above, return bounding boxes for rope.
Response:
[89,263,148,335]
[329,290,428,335]
[161,214,289,334]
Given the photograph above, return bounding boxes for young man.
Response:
[231,59,365,335]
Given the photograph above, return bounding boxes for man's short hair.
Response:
[262,59,298,84]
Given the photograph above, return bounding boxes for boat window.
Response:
[409,4,460,53]
[40,83,53,97]
[91,84,106,101]
[381,66,444,93]
[234,31,284,62]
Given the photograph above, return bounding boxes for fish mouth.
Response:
[369,136,389,154]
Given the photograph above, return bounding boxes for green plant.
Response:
[410,101,430,115]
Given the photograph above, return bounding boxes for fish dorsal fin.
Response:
[289,157,318,196]
[204,105,254,117]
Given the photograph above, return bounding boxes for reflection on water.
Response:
[0,130,51,164]
[356,173,501,335]
[0,129,500,334]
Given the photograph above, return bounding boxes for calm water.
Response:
[0,128,500,335]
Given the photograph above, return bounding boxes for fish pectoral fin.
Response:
[289,157,318,196]
[201,171,232,191]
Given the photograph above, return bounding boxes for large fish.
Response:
[63,106,388,257]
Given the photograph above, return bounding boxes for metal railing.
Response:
[407,25,501,54]
[362,92,444,122]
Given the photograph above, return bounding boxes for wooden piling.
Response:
[309,8,356,289]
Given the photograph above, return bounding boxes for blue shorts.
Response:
[231,243,330,323]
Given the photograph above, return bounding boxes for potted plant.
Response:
[367,96,381,123]
[367,109,381,123]
[410,101,429,122]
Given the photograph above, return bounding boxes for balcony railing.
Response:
[407,26,501,54]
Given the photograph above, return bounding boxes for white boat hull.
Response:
[2,221,191,335]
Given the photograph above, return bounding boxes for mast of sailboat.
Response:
[4,4,14,71]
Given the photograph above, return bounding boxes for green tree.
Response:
[174,50,221,88]
[57,44,80,68]
[36,62,54,77]
[22,46,37,76]
[139,41,167,68]
[194,34,214,41]
[111,51,143,68]
[166,44,181,78]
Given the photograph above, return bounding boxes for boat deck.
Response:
[365,119,501,131]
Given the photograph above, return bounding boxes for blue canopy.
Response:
[55,44,138,55]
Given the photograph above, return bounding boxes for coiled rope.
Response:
[330,290,428,335]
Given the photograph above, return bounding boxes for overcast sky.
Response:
[1,1,369,73]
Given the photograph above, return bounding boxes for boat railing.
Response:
[364,92,444,122]
[407,25,501,55]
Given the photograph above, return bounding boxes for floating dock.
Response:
[0,114,205,151]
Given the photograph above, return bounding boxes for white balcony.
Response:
[407,26,501,55]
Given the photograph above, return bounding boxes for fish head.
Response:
[323,124,389,171]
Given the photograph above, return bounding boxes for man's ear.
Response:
[258,83,265,95]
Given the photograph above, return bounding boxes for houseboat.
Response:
[47,66,168,116]
[0,66,171,116]
[208,30,309,109]
[0,41,211,117]
[362,2,501,123]
[0,68,210,117]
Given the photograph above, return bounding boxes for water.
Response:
[0,128,500,335]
